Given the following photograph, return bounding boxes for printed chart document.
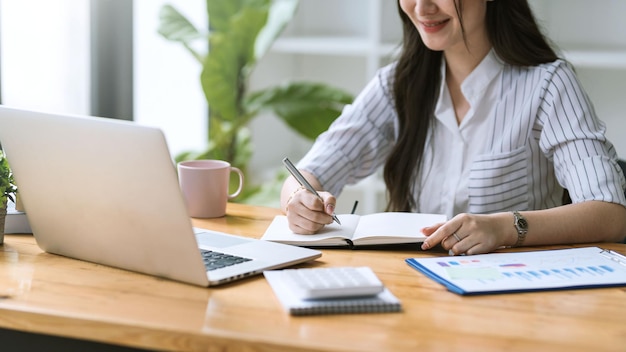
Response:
[406,247,626,295]
[261,212,446,248]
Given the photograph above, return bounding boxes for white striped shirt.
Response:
[298,50,626,218]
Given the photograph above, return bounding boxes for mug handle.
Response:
[228,167,244,199]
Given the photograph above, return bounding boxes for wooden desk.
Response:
[1,203,625,352]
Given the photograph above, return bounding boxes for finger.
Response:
[287,205,330,233]
[290,190,329,217]
[318,192,337,216]
[462,236,501,255]
[421,222,446,236]
[287,192,333,233]
[288,217,326,234]
[462,241,490,256]
[448,235,466,255]
[439,232,463,253]
[422,224,460,250]
[298,191,325,212]
[450,233,494,256]
[442,234,459,251]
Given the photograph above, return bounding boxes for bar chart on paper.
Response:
[406,247,626,295]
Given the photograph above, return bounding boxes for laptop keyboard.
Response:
[200,249,252,271]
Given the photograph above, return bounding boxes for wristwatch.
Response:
[512,211,528,247]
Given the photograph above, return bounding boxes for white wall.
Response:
[529,0,626,159]
[0,0,90,115]
[133,0,208,158]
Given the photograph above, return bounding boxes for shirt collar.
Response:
[434,49,504,125]
[460,49,504,103]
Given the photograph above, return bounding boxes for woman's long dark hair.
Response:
[384,0,558,212]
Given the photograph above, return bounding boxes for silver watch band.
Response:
[512,211,528,247]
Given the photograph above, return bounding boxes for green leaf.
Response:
[201,34,241,121]
[246,82,354,140]
[201,5,269,122]
[157,5,203,43]
[0,151,17,203]
[157,4,206,62]
[206,0,246,32]
[231,127,254,168]
[254,0,299,59]
[230,5,268,73]
[239,169,289,207]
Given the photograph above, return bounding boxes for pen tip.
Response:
[334,215,341,225]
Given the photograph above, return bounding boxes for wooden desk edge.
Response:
[1,203,625,352]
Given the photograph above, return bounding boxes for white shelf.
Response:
[271,36,398,58]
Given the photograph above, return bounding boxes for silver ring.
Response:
[453,232,462,242]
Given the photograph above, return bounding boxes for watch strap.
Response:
[512,211,528,247]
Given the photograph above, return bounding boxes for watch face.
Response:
[517,217,528,229]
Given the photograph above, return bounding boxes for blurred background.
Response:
[1,0,625,214]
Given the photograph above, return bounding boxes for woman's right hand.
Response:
[281,170,337,235]
[285,188,337,234]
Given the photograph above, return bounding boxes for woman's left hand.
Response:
[420,213,515,255]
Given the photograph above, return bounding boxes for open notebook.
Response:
[0,105,321,287]
[262,212,446,248]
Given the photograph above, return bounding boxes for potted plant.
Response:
[0,150,18,243]
[157,0,353,204]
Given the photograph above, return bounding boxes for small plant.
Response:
[0,150,17,207]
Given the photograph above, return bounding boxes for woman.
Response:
[280,0,626,255]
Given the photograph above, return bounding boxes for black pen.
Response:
[351,200,359,215]
[282,157,341,225]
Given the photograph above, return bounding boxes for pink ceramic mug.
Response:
[177,160,244,218]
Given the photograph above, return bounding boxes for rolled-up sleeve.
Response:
[298,65,398,196]
[538,61,626,206]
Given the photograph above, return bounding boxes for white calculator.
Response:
[279,266,385,299]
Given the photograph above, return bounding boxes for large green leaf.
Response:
[157,5,206,62]
[246,82,354,140]
[230,5,268,73]
[201,6,268,122]
[157,5,202,42]
[254,0,299,59]
[206,0,246,32]
[201,34,240,122]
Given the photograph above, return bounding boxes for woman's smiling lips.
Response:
[420,19,450,33]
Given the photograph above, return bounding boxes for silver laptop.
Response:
[0,105,321,286]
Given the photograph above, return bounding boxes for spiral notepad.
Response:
[264,270,402,316]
